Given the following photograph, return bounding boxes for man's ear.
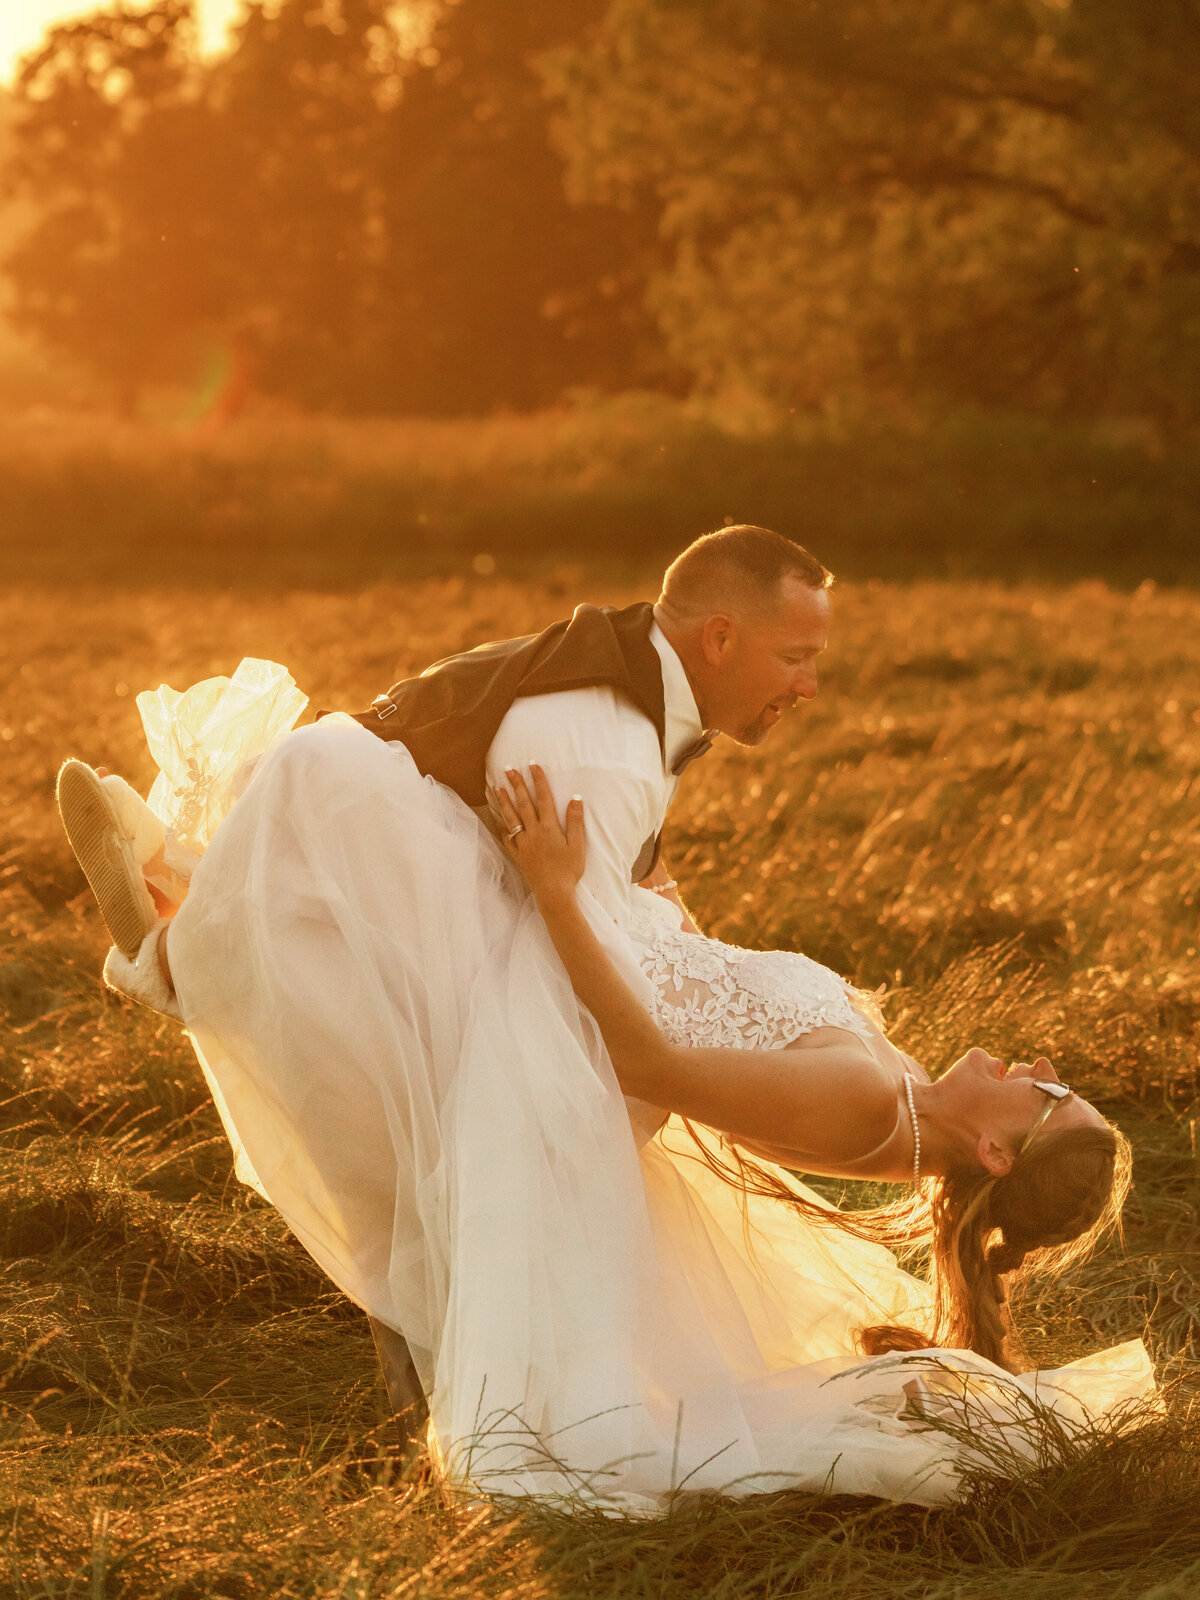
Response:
[699,612,735,666]
[977,1131,1014,1178]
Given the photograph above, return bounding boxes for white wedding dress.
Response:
[139,660,1153,1510]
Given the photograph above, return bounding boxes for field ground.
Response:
[2,566,1200,1597]
[0,400,1197,589]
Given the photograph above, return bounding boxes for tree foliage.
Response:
[2,4,221,412]
[544,0,1200,421]
[4,0,1198,420]
[1,0,659,414]
[367,0,663,412]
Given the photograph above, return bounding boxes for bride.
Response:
[60,663,1152,1510]
[492,766,1129,1373]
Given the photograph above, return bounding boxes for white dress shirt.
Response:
[485,620,704,926]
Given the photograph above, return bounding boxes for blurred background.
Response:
[0,0,1197,585]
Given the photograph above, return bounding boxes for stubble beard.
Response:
[732,716,772,747]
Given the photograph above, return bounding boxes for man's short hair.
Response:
[659,526,832,618]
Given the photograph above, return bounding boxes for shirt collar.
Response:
[649,619,704,773]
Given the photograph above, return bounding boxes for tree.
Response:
[199,0,405,410]
[545,0,1200,422]
[1,0,664,415]
[2,0,411,414]
[364,0,664,413]
[2,3,224,414]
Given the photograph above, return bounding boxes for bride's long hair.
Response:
[682,1120,1131,1371]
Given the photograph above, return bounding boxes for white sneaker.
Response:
[57,760,160,961]
[103,921,182,1023]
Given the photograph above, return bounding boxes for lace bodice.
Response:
[628,889,873,1052]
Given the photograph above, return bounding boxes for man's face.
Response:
[709,578,831,745]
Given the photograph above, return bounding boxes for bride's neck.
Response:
[909,1080,976,1180]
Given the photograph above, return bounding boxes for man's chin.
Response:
[731,719,772,747]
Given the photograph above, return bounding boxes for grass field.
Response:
[2,564,1200,1597]
[0,400,1197,589]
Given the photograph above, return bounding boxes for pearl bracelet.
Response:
[650,880,679,895]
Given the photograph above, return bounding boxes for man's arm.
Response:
[486,687,663,925]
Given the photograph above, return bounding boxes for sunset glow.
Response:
[0,0,242,84]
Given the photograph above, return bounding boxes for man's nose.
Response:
[792,664,819,700]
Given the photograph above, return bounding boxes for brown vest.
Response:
[346,602,666,813]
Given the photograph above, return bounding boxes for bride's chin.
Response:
[939,1048,998,1085]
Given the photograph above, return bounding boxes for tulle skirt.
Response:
[149,668,1153,1509]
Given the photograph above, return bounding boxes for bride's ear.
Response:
[977,1131,1014,1178]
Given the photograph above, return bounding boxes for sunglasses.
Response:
[1018,1080,1072,1155]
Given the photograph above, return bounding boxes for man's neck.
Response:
[652,603,709,726]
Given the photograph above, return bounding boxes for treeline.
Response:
[3,0,1199,422]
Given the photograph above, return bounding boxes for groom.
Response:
[64,523,831,1005]
[63,523,831,1005]
[58,522,831,1430]
[346,523,831,934]
[342,522,831,1421]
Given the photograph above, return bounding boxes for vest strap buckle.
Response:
[372,693,398,720]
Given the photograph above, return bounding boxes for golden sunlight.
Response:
[0,0,241,85]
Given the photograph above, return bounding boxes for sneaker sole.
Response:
[57,760,157,961]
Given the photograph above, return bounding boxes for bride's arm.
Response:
[493,769,895,1163]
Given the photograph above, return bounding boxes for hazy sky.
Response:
[1,0,243,85]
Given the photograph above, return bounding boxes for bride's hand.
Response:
[491,765,586,907]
